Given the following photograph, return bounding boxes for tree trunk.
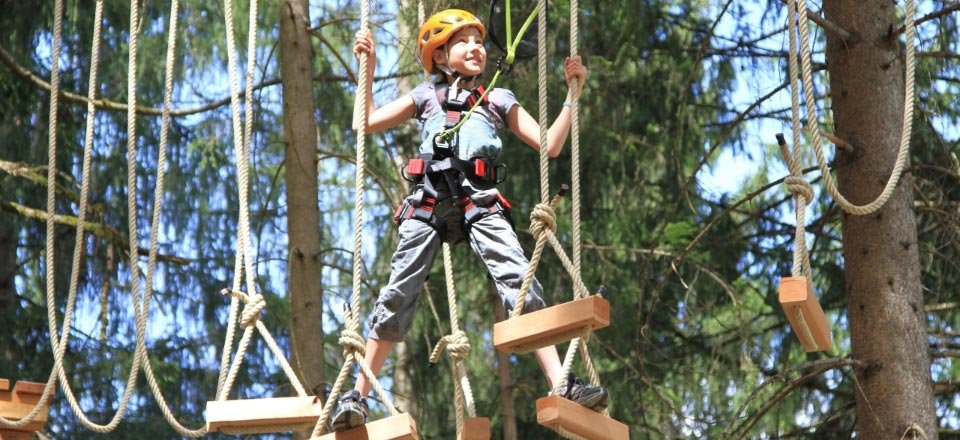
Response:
[824,1,937,438]
[493,292,517,440]
[279,0,324,402]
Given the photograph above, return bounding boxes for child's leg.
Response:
[354,338,395,397]
[467,212,554,382]
[534,345,564,388]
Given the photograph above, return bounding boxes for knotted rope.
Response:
[311,0,401,435]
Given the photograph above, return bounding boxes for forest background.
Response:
[1,0,958,438]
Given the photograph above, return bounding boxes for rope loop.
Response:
[429,330,471,364]
[784,176,814,205]
[338,330,366,357]
[530,203,558,238]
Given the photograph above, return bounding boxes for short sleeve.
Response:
[487,88,519,122]
[408,82,436,120]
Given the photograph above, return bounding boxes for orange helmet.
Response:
[416,9,486,74]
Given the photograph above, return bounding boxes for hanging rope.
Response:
[312,1,401,435]
[216,0,308,410]
[792,0,916,217]
[0,0,70,429]
[569,0,582,275]
[427,243,478,438]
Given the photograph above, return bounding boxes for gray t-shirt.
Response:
[409,81,519,161]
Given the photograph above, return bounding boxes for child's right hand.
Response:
[353,29,376,77]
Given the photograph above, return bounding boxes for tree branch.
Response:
[0,45,416,117]
[895,3,960,35]
[0,200,190,266]
[779,0,854,42]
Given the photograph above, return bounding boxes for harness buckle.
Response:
[433,133,457,159]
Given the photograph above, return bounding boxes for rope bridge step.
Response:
[206,396,322,434]
[494,296,610,354]
[536,395,628,440]
[312,412,418,439]
[0,379,50,434]
[459,417,490,440]
[779,277,832,352]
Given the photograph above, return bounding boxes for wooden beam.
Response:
[312,413,419,439]
[460,417,490,440]
[779,276,832,352]
[494,296,610,354]
[206,397,322,433]
[0,380,50,433]
[536,395,629,440]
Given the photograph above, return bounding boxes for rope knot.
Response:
[221,288,266,328]
[529,203,557,238]
[429,330,471,364]
[784,176,814,205]
[338,330,366,357]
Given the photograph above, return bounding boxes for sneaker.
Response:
[550,373,609,412]
[330,390,369,432]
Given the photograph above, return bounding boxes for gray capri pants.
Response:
[368,188,547,341]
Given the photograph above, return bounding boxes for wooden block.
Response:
[459,417,490,440]
[206,396,322,433]
[779,276,833,352]
[536,395,629,440]
[0,381,51,433]
[0,380,8,392]
[11,382,44,396]
[0,429,35,440]
[313,412,419,440]
[494,296,610,354]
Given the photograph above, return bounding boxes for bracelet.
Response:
[562,101,573,108]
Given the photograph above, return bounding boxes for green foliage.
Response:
[2,0,958,438]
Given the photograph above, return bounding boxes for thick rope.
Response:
[429,243,479,436]
[537,0,549,203]
[216,0,307,410]
[44,0,149,432]
[0,0,70,429]
[785,2,812,279]
[312,1,401,435]
[794,0,916,216]
[569,0,582,275]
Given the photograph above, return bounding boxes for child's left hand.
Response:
[564,56,588,98]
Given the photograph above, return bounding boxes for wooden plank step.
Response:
[536,395,629,440]
[313,412,419,439]
[459,417,490,440]
[0,380,51,433]
[494,296,610,354]
[0,429,35,440]
[779,276,832,352]
[206,396,322,433]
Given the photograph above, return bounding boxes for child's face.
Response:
[435,27,486,77]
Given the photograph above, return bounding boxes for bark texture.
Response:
[824,1,937,437]
[279,0,325,401]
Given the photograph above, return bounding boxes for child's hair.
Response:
[416,9,486,75]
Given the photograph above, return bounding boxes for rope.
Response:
[569,0,582,276]
[0,0,69,429]
[213,0,309,420]
[792,0,916,216]
[311,0,401,435]
[537,0,549,204]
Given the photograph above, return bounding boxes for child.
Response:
[331,8,607,431]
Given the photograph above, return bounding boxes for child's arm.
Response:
[352,29,416,133]
[506,56,588,158]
